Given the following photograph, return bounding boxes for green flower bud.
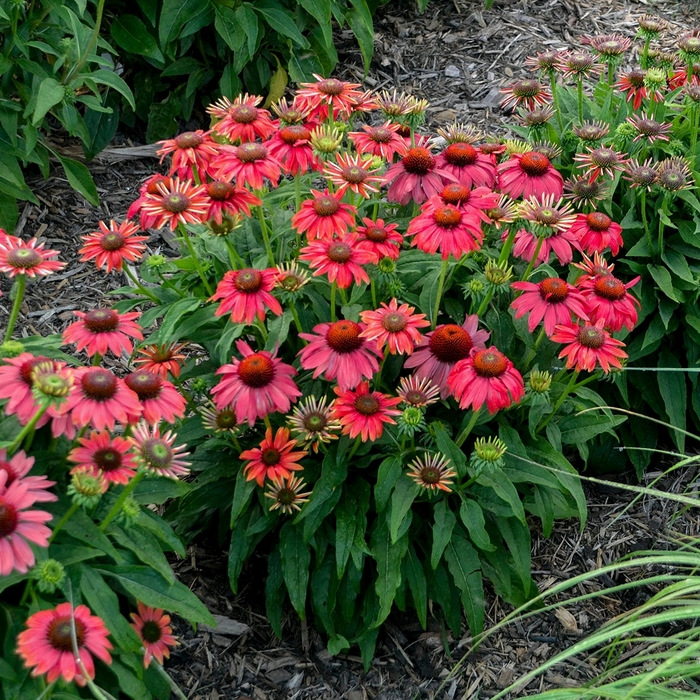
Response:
[615,122,636,139]
[33,559,66,593]
[0,340,25,358]
[484,260,513,286]
[145,254,167,269]
[116,496,142,527]
[644,68,666,92]
[528,369,553,394]
[470,436,507,476]
[67,468,107,508]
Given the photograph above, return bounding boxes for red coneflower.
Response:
[578,274,640,332]
[240,427,307,487]
[157,130,220,179]
[296,74,364,120]
[434,143,497,189]
[384,146,455,206]
[497,151,564,200]
[511,277,589,336]
[511,226,581,266]
[348,122,409,161]
[0,236,65,278]
[204,181,261,223]
[17,603,113,686]
[404,317,489,398]
[447,347,525,414]
[615,69,661,110]
[266,124,321,176]
[130,603,178,668]
[332,382,401,442]
[355,218,404,261]
[292,189,357,240]
[570,212,623,256]
[211,267,282,325]
[212,341,301,426]
[62,308,143,358]
[500,79,552,110]
[0,449,56,501]
[0,353,51,424]
[214,142,282,190]
[140,178,209,230]
[324,152,383,198]
[207,93,275,142]
[79,220,148,273]
[124,370,187,425]
[584,33,633,61]
[573,251,616,285]
[574,146,629,182]
[127,174,172,229]
[68,431,137,485]
[483,194,519,229]
[298,320,382,390]
[133,343,187,380]
[299,234,373,289]
[129,423,190,479]
[551,319,627,373]
[359,298,430,355]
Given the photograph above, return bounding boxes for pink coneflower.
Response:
[526,50,561,74]
[17,603,113,686]
[615,69,650,110]
[240,427,306,487]
[127,174,172,228]
[0,449,56,501]
[292,189,357,240]
[578,274,640,332]
[572,121,610,143]
[271,95,312,125]
[298,320,382,390]
[624,157,658,190]
[68,431,137,485]
[434,143,497,189]
[511,277,589,336]
[129,423,190,479]
[404,317,489,398]
[266,124,321,175]
[627,114,672,143]
[384,146,454,206]
[133,343,187,379]
[570,212,623,256]
[299,234,373,288]
[63,308,143,358]
[130,603,178,668]
[140,178,209,230]
[0,236,65,278]
[204,181,261,223]
[157,130,220,179]
[497,151,564,200]
[397,375,441,407]
[324,152,383,198]
[511,226,581,266]
[656,157,693,192]
[348,122,409,161]
[211,268,282,325]
[79,220,148,273]
[214,142,282,190]
[0,353,50,424]
[332,382,401,442]
[296,74,363,120]
[207,94,275,142]
[551,319,627,373]
[355,218,404,261]
[574,146,629,182]
[483,194,519,229]
[406,197,484,260]
[447,347,525,414]
[556,50,604,81]
[0,471,53,575]
[564,176,609,206]
[573,251,616,285]
[124,370,187,425]
[584,33,633,61]
[359,298,430,355]
[62,367,143,431]
[430,184,500,223]
[500,79,552,110]
[212,341,301,426]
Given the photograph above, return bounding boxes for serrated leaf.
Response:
[444,534,484,635]
[431,499,456,569]
[279,521,310,619]
[389,476,419,544]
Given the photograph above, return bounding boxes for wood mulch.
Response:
[5,0,700,697]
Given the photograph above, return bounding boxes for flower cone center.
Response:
[659,171,684,190]
[100,232,126,251]
[162,193,191,213]
[590,148,618,167]
[402,147,434,174]
[143,439,173,469]
[421,467,440,484]
[207,182,235,201]
[216,409,236,430]
[381,312,408,333]
[512,79,541,97]
[81,370,117,400]
[304,412,327,431]
[535,208,560,226]
[586,212,612,231]
[405,390,426,405]
[231,105,257,123]
[354,394,380,416]
[261,448,281,466]
[627,70,645,87]
[313,196,340,216]
[429,325,473,362]
[441,184,470,205]
[342,165,367,184]
[364,226,388,243]
[326,321,364,353]
[47,617,85,652]
[94,448,123,472]
[234,269,263,293]
[472,349,507,377]
[318,78,345,95]
[237,355,274,388]
[141,620,163,644]
[125,371,163,400]
[277,488,296,506]
[7,248,42,269]
[0,498,18,538]
[327,242,352,263]
[578,326,605,349]
[175,132,204,149]
[84,309,120,333]
[237,143,267,163]
[519,152,550,175]
[370,127,392,143]
[594,276,626,300]
[635,119,662,136]
[280,125,311,144]
[445,143,478,166]
[539,278,569,302]
[433,206,462,228]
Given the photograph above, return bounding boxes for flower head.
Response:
[572,120,610,143]
[79,220,148,273]
[637,15,668,40]
[211,268,282,325]
[407,453,456,492]
[519,104,556,128]
[130,423,190,479]
[266,124,320,176]
[207,94,275,142]
[349,122,409,161]
[68,431,137,485]
[500,79,551,110]
[551,319,627,373]
[355,218,404,261]
[265,475,312,514]
[67,467,108,508]
[434,142,497,189]
[124,370,187,425]
[615,69,651,110]
[292,189,357,240]
[17,603,113,686]
[574,146,629,182]
[299,234,373,289]
[556,50,604,80]
[359,298,430,355]
[623,157,658,190]
[133,343,187,380]
[525,50,561,75]
[204,181,261,223]
[571,212,623,256]
[564,176,609,205]
[332,382,401,442]
[240,427,306,486]
[0,236,65,278]
[140,178,209,230]
[584,33,632,62]
[33,559,66,594]
[200,404,239,434]
[627,114,672,143]
[0,353,52,424]
[130,603,178,668]
[324,152,382,198]
[157,130,220,179]
[383,146,454,206]
[287,395,342,453]
[275,261,311,296]
[214,142,282,190]
[296,74,363,120]
[656,157,692,192]
[578,274,640,332]
[397,375,440,407]
[470,436,508,475]
[62,308,143,358]
[497,151,564,199]
[0,449,56,501]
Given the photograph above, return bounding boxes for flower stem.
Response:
[370,277,377,309]
[151,662,189,700]
[49,502,79,543]
[178,224,213,296]
[658,194,669,257]
[520,236,544,281]
[432,258,450,329]
[99,471,146,531]
[455,409,481,448]
[577,77,584,123]
[3,273,27,343]
[7,403,48,455]
[256,205,275,267]
[288,300,303,334]
[550,73,564,132]
[497,227,517,266]
[330,281,337,322]
[123,265,160,302]
[641,36,651,69]
[294,173,302,212]
[374,354,388,390]
[475,288,495,318]
[640,189,652,254]
[225,238,244,270]
[538,370,579,432]
[523,327,547,369]
[690,104,699,171]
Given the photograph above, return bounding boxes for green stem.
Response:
[49,502,79,543]
[432,258,450,329]
[123,265,160,303]
[330,281,337,322]
[370,277,377,309]
[256,205,275,267]
[550,73,564,132]
[658,195,669,257]
[523,327,547,369]
[225,238,244,270]
[99,471,146,531]
[577,77,584,123]
[91,352,102,366]
[374,354,388,390]
[151,662,189,700]
[65,0,106,83]
[640,189,652,254]
[178,224,213,296]
[498,227,517,266]
[690,104,699,171]
[520,236,545,281]
[455,410,481,448]
[641,36,651,70]
[347,436,362,460]
[3,273,27,343]
[538,370,579,432]
[607,62,614,86]
[294,173,302,212]
[288,301,303,334]
[475,288,495,318]
[255,320,268,343]
[7,403,48,455]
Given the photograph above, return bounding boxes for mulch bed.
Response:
[5,0,700,697]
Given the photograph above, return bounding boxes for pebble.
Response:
[445,64,461,78]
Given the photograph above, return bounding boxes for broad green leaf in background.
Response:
[254,0,310,48]
[32,77,65,124]
[111,15,164,63]
[280,521,310,619]
[158,0,202,48]
[56,155,99,205]
[444,533,484,634]
[657,349,687,452]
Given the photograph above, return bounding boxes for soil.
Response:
[5,0,700,697]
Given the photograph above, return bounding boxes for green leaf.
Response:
[151,297,201,344]
[111,15,164,63]
[662,248,695,284]
[557,412,626,444]
[99,565,214,624]
[389,476,419,544]
[230,468,256,527]
[444,533,484,635]
[107,523,175,582]
[335,487,357,579]
[459,498,495,551]
[477,472,526,524]
[254,0,309,48]
[32,77,65,125]
[280,521,310,619]
[216,321,245,365]
[161,57,204,77]
[345,0,375,73]
[432,422,467,478]
[265,549,285,638]
[431,499,456,569]
[299,0,332,47]
[56,155,99,206]
[82,69,136,111]
[497,516,532,596]
[264,310,291,352]
[58,505,122,561]
[658,349,687,452]
[237,4,260,58]
[649,265,680,302]
[158,0,202,47]
[214,5,245,52]
[133,476,190,504]
[371,518,409,627]
[403,545,427,629]
[138,509,186,557]
[374,456,402,512]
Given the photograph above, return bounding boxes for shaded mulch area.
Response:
[5,0,700,697]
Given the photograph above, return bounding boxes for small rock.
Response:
[200,614,249,637]
[346,692,363,700]
[445,65,461,78]
[434,109,457,123]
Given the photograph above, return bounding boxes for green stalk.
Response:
[294,173,302,212]
[177,223,213,296]
[3,273,27,342]
[690,103,699,171]
[550,73,564,132]
[65,0,106,83]
[497,227,517,266]
[99,471,146,531]
[640,189,653,254]
[522,327,547,369]
[255,205,275,267]
[330,281,337,322]
[370,277,377,309]
[658,194,669,257]
[538,370,579,432]
[7,403,48,455]
[641,36,651,69]
[475,288,495,318]
[151,663,189,700]
[374,354,388,390]
[48,502,79,543]
[455,410,481,448]
[520,236,545,281]
[288,300,303,334]
[224,238,244,270]
[577,77,584,123]
[432,258,450,329]
[123,265,159,302]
